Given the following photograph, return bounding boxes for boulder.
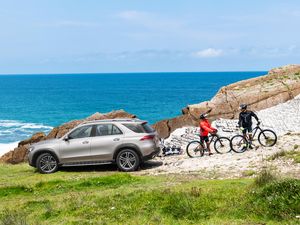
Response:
[18,132,46,147]
[1,145,29,164]
[0,110,136,164]
[154,64,300,138]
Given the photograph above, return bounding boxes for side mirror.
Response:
[63,136,69,141]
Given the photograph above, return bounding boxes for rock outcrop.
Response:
[0,110,136,164]
[154,64,300,138]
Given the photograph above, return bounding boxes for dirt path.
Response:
[140,133,300,179]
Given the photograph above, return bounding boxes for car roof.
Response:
[80,118,147,125]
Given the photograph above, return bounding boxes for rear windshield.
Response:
[122,123,155,133]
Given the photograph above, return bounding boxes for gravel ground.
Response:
[140,133,300,179]
[139,95,300,178]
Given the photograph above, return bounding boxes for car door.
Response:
[59,125,93,163]
[90,124,124,161]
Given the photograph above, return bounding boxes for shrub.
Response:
[267,150,286,161]
[254,168,278,187]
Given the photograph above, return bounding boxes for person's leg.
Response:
[242,127,247,139]
[199,136,205,152]
[247,126,253,149]
[205,136,213,155]
[207,141,213,155]
[242,128,248,149]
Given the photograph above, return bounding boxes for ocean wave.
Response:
[0,120,24,128]
[0,120,53,145]
[21,124,53,129]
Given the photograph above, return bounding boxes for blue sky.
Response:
[0,0,299,74]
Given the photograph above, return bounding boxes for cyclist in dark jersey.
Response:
[238,104,260,149]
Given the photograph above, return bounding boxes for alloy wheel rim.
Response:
[39,155,57,172]
[119,152,136,169]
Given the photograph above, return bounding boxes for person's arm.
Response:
[238,113,242,127]
[201,124,215,133]
[251,111,260,124]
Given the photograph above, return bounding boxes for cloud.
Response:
[193,48,223,58]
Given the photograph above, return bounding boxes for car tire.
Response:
[116,149,140,172]
[36,153,59,174]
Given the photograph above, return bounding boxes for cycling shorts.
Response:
[242,126,252,134]
[200,136,209,143]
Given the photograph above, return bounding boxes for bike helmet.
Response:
[199,113,207,119]
[239,104,247,110]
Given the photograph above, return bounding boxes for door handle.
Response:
[82,141,89,144]
[113,138,120,141]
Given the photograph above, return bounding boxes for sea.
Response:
[0,71,266,153]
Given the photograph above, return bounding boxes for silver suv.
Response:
[28,119,160,173]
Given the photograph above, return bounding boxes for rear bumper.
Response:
[142,147,160,161]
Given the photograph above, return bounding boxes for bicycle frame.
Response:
[241,125,262,143]
[251,125,263,139]
[202,133,219,146]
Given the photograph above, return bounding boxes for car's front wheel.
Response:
[36,153,59,174]
[116,149,140,172]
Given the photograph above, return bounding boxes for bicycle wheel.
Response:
[230,135,248,153]
[186,141,204,158]
[214,137,231,154]
[258,129,277,147]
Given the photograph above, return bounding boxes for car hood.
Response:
[31,138,61,147]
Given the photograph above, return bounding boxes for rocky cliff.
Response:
[0,110,136,164]
[153,64,300,138]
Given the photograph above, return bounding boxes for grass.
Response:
[267,150,287,161]
[267,149,300,163]
[241,169,256,177]
[0,163,299,224]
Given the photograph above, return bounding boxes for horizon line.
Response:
[0,70,268,76]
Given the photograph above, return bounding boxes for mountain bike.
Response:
[186,133,231,157]
[230,124,277,153]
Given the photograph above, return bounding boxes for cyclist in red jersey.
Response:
[199,113,217,155]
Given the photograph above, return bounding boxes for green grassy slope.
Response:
[0,164,299,225]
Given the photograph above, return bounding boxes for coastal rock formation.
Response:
[0,110,136,164]
[154,64,300,138]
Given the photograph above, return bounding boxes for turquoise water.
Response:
[0,72,266,144]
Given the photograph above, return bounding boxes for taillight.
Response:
[140,135,155,141]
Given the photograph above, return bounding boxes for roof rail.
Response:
[81,118,144,124]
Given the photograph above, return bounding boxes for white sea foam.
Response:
[0,120,53,156]
[0,141,19,156]
[21,124,53,129]
[0,120,23,128]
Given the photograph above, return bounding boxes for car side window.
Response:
[95,124,123,136]
[68,126,92,139]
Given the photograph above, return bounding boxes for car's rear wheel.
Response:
[116,149,140,172]
[36,153,58,174]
